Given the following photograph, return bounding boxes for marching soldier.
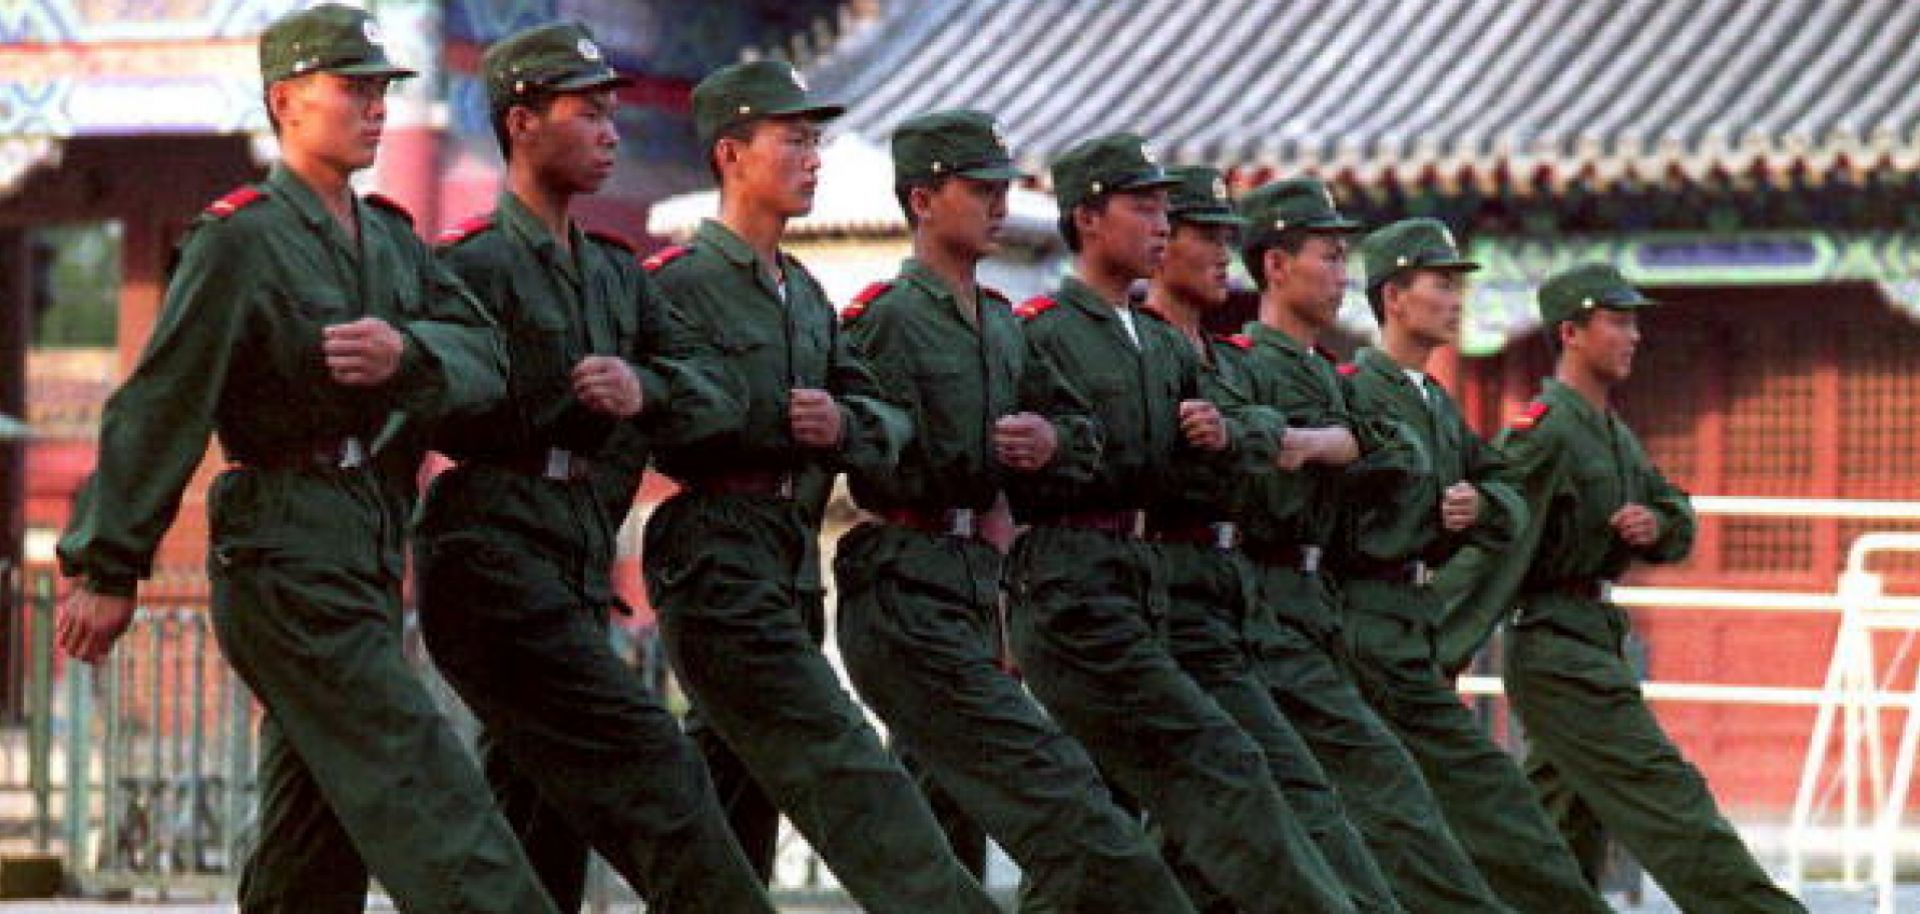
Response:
[1438,263,1807,913]
[1142,165,1402,913]
[834,108,1197,914]
[640,61,998,913]
[1229,178,1539,913]
[415,24,774,913]
[1006,133,1359,914]
[1337,218,1612,912]
[52,6,557,912]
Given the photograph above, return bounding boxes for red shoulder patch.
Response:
[1508,400,1551,431]
[1336,362,1360,377]
[435,214,493,246]
[1214,333,1254,350]
[204,186,265,219]
[585,228,637,255]
[1014,296,1057,321]
[841,281,892,321]
[365,192,414,226]
[642,244,690,273]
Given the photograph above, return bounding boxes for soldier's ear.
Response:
[1261,246,1287,287]
[505,105,541,149]
[267,79,300,129]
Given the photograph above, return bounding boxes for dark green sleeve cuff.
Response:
[634,362,670,419]
[86,574,137,599]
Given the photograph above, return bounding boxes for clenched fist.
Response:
[56,585,136,665]
[1611,503,1660,548]
[323,318,406,386]
[1179,399,1228,451]
[1440,481,1480,532]
[789,388,844,449]
[993,413,1058,470]
[572,356,643,418]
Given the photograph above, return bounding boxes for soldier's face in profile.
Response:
[519,90,620,195]
[1565,307,1641,383]
[918,176,1009,259]
[273,73,390,173]
[1388,268,1465,346]
[1158,222,1236,309]
[1276,234,1349,328]
[721,116,823,218]
[1082,189,1170,280]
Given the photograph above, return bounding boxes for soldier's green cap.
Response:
[1238,176,1362,239]
[1050,132,1180,212]
[891,109,1024,183]
[1166,165,1246,227]
[1359,217,1479,291]
[692,59,843,147]
[483,22,631,106]
[1537,262,1657,325]
[258,4,415,85]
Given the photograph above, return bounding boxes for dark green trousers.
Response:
[478,738,588,912]
[1005,525,1359,914]
[1249,564,1516,914]
[1158,542,1402,913]
[836,522,1197,914]
[643,492,999,914]
[896,742,990,880]
[1338,577,1608,914]
[416,533,775,914]
[1507,594,1807,914]
[209,552,557,914]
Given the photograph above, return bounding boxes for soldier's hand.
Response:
[56,584,136,665]
[1179,400,1228,452]
[789,388,844,449]
[1440,481,1481,532]
[993,413,1057,470]
[572,356,643,418]
[1277,428,1313,471]
[1611,503,1661,548]
[323,318,406,386]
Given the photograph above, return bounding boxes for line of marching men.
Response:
[51,6,1812,913]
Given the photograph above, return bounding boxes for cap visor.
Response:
[1304,216,1365,234]
[769,102,846,122]
[1430,258,1481,272]
[1118,175,1183,193]
[331,61,417,79]
[1176,210,1249,227]
[552,71,636,93]
[957,163,1027,181]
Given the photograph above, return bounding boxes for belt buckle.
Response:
[948,508,976,539]
[775,473,795,499]
[1411,560,1434,587]
[1300,545,1323,575]
[1130,511,1147,539]
[1211,521,1240,551]
[544,448,574,481]
[337,436,367,470]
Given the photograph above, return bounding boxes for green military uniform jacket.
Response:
[58,164,505,593]
[1336,346,1522,571]
[1008,279,1261,521]
[643,219,908,510]
[419,193,742,604]
[839,259,1038,514]
[1141,325,1282,532]
[1232,323,1403,555]
[1437,378,1695,669]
